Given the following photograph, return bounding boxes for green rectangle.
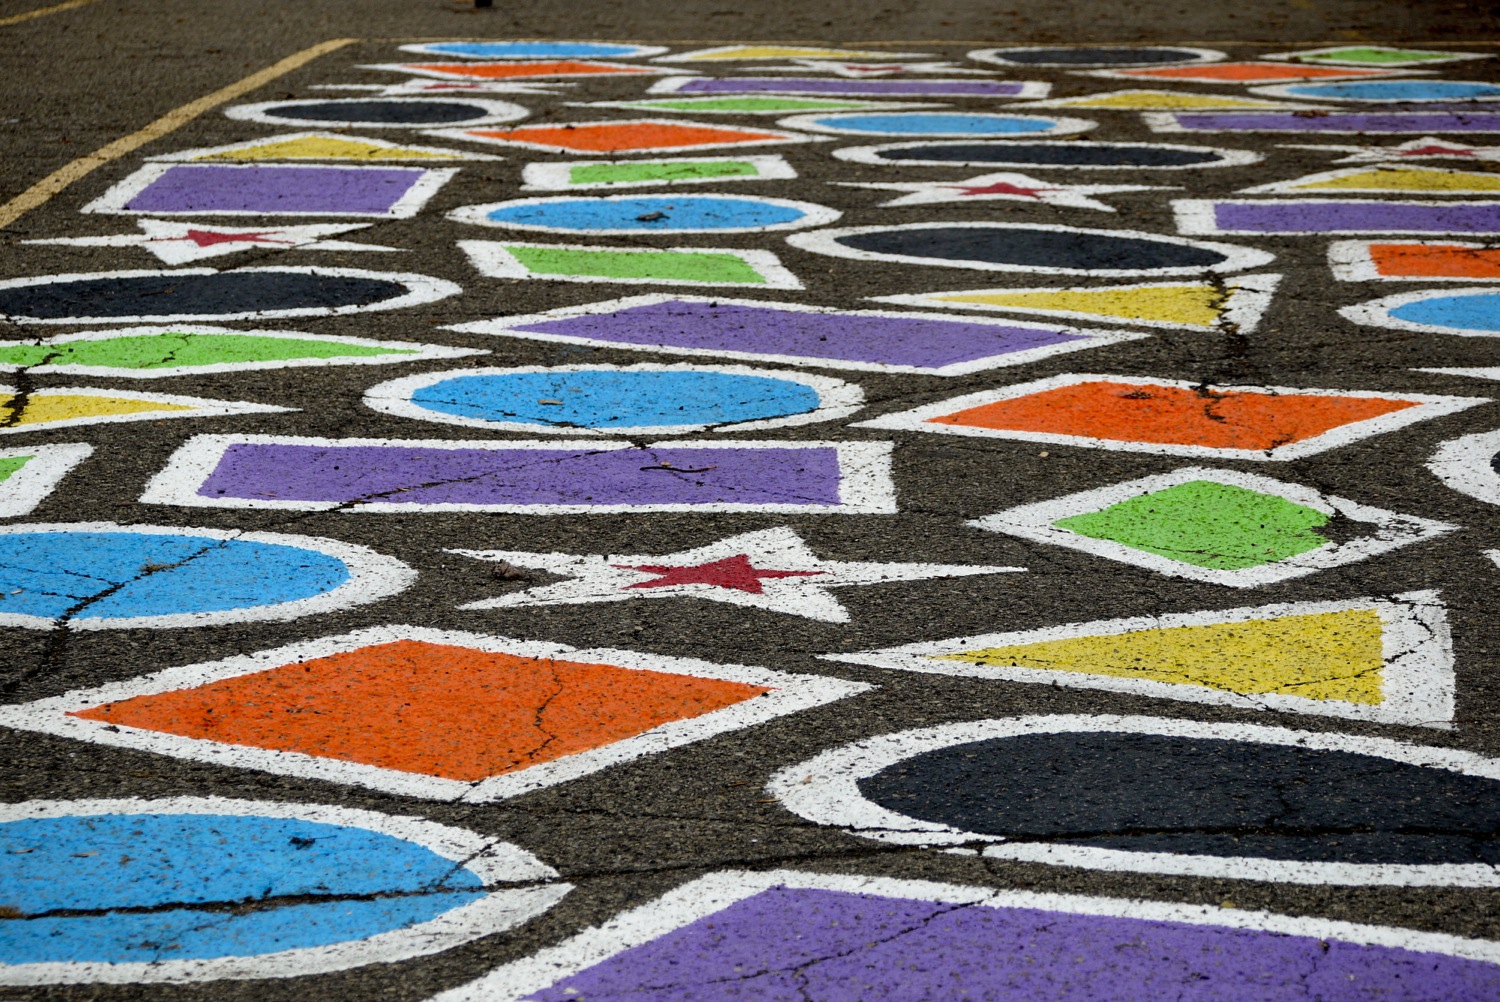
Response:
[505,245,770,284]
[568,160,761,185]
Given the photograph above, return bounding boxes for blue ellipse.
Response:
[1389,292,1500,332]
[1278,80,1500,102]
[415,41,651,59]
[0,530,352,622]
[805,113,1066,135]
[408,369,823,429]
[0,813,483,964]
[482,196,812,232]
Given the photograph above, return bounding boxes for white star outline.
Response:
[1280,137,1500,164]
[24,220,397,264]
[834,172,1174,211]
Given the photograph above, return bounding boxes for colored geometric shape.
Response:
[0,386,289,434]
[0,327,483,378]
[1175,199,1500,235]
[0,798,566,983]
[363,60,671,80]
[1282,138,1500,164]
[787,222,1275,275]
[834,139,1261,169]
[651,76,1046,98]
[1094,61,1417,83]
[1330,240,1500,281]
[399,41,669,59]
[584,95,935,114]
[153,131,500,162]
[0,522,412,629]
[1146,111,1500,134]
[0,444,91,517]
[225,97,528,128]
[1267,45,1488,66]
[1428,428,1500,506]
[0,267,459,324]
[657,45,929,62]
[776,111,1095,137]
[1255,79,1500,103]
[771,716,1500,885]
[855,373,1482,460]
[24,220,396,265]
[1029,89,1316,110]
[0,628,870,800]
[447,295,1147,376]
[458,240,802,289]
[520,155,796,190]
[427,119,817,154]
[969,45,1225,66]
[968,466,1454,587]
[140,435,897,514]
[838,172,1166,211]
[81,163,455,218]
[448,193,839,234]
[1344,287,1500,335]
[829,592,1454,727]
[435,869,1500,1002]
[873,274,1279,332]
[1241,165,1500,195]
[362,364,862,435]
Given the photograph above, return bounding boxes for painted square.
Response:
[0,628,869,801]
[458,240,803,288]
[853,374,1485,460]
[427,120,818,154]
[520,155,796,190]
[81,163,456,218]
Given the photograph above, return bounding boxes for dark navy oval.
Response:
[259,101,497,124]
[858,732,1500,865]
[982,46,1213,65]
[836,226,1229,271]
[0,272,410,320]
[867,143,1231,167]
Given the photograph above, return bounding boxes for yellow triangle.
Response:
[1288,166,1500,192]
[927,284,1229,329]
[675,45,905,61]
[2,393,194,426]
[189,135,465,162]
[934,609,1387,705]
[1042,90,1309,110]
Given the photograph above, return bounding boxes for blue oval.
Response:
[0,813,483,964]
[800,113,1071,135]
[412,41,654,59]
[476,195,816,233]
[1389,292,1500,332]
[408,369,823,429]
[0,530,352,622]
[1277,80,1500,102]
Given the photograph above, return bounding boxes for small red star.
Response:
[946,181,1058,199]
[165,229,294,248]
[1397,145,1475,157]
[839,64,907,72]
[614,554,824,594]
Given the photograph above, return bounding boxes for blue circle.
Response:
[0,530,352,622]
[805,113,1067,135]
[415,41,651,59]
[408,369,823,429]
[0,813,484,964]
[481,196,813,232]
[1278,80,1500,102]
[1390,292,1500,332]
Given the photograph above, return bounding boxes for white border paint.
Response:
[225,97,529,128]
[458,239,803,289]
[359,60,683,81]
[361,363,863,435]
[432,866,1500,1001]
[140,434,898,514]
[786,221,1275,277]
[0,796,567,985]
[0,628,873,803]
[399,41,670,60]
[1240,163,1500,196]
[871,273,1279,333]
[1086,62,1428,84]
[1251,79,1500,102]
[150,130,504,162]
[425,119,823,155]
[774,111,1095,138]
[1265,45,1491,67]
[0,444,91,516]
[1428,428,1500,505]
[654,44,929,63]
[0,522,414,630]
[825,591,1454,728]
[831,139,1262,169]
[968,45,1226,67]
[0,385,292,434]
[769,715,1500,886]
[968,465,1456,588]
[445,293,1150,376]
[1330,240,1500,282]
[0,266,462,324]
[1019,89,1324,111]
[520,155,796,190]
[1146,111,1498,135]
[574,96,942,114]
[1342,285,1500,334]
[446,192,840,234]
[646,75,1051,99]
[1176,198,1500,236]
[0,326,485,379]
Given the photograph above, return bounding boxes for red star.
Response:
[1397,145,1475,157]
[839,64,907,72]
[614,554,824,594]
[165,229,294,248]
[947,181,1058,199]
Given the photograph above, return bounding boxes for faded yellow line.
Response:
[0,0,99,29]
[0,36,357,230]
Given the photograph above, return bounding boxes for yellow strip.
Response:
[0,36,357,230]
[0,0,99,28]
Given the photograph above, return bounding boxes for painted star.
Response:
[762,59,998,77]
[835,172,1174,212]
[450,527,1023,623]
[1281,137,1500,163]
[24,220,398,264]
[313,80,574,96]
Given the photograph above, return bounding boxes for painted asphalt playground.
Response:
[7,1,1500,999]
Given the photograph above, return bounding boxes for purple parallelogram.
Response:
[123,164,428,214]
[1210,201,1500,234]
[673,77,1032,98]
[524,886,1500,1002]
[1166,111,1500,133]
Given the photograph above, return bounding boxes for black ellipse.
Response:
[260,101,493,124]
[988,47,1211,65]
[836,226,1229,271]
[870,144,1227,168]
[857,732,1500,865]
[0,272,408,320]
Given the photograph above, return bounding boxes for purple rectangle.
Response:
[123,164,427,214]
[674,77,1029,98]
[1210,200,1500,233]
[1168,111,1500,133]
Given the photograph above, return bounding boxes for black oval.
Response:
[257,100,495,124]
[0,271,409,321]
[858,732,1500,865]
[836,226,1229,271]
[984,47,1213,66]
[867,143,1230,168]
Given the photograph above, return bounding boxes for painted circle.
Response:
[781,112,1094,138]
[1265,80,1500,102]
[225,98,528,128]
[969,46,1225,66]
[0,524,413,629]
[400,41,667,59]
[449,194,839,234]
[832,141,1260,169]
[1344,288,1500,336]
[0,799,564,983]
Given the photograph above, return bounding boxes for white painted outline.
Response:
[1428,428,1500,505]
[1086,62,1428,84]
[646,75,1050,99]
[1146,110,1500,134]
[0,628,872,803]
[1330,240,1500,282]
[0,266,462,324]
[444,293,1150,376]
[849,374,1485,461]
[1277,138,1500,164]
[968,45,1226,67]
[0,444,91,517]
[1019,88,1324,111]
[447,192,840,235]
[0,522,414,630]
[575,95,942,114]
[832,139,1262,169]
[825,591,1454,728]
[871,273,1279,333]
[1342,286,1500,334]
[360,60,682,81]
[520,155,796,190]
[399,41,670,60]
[0,796,567,985]
[225,97,528,128]
[968,465,1457,588]
[433,865,1500,1002]
[0,385,292,434]
[149,130,503,162]
[1175,198,1500,236]
[1241,163,1500,196]
[1265,45,1491,67]
[654,45,930,63]
[769,715,1500,887]
[458,239,803,289]
[0,326,485,379]
[775,110,1095,138]
[1251,79,1500,103]
[361,363,863,435]
[140,434,898,514]
[425,118,823,155]
[785,221,1276,277]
